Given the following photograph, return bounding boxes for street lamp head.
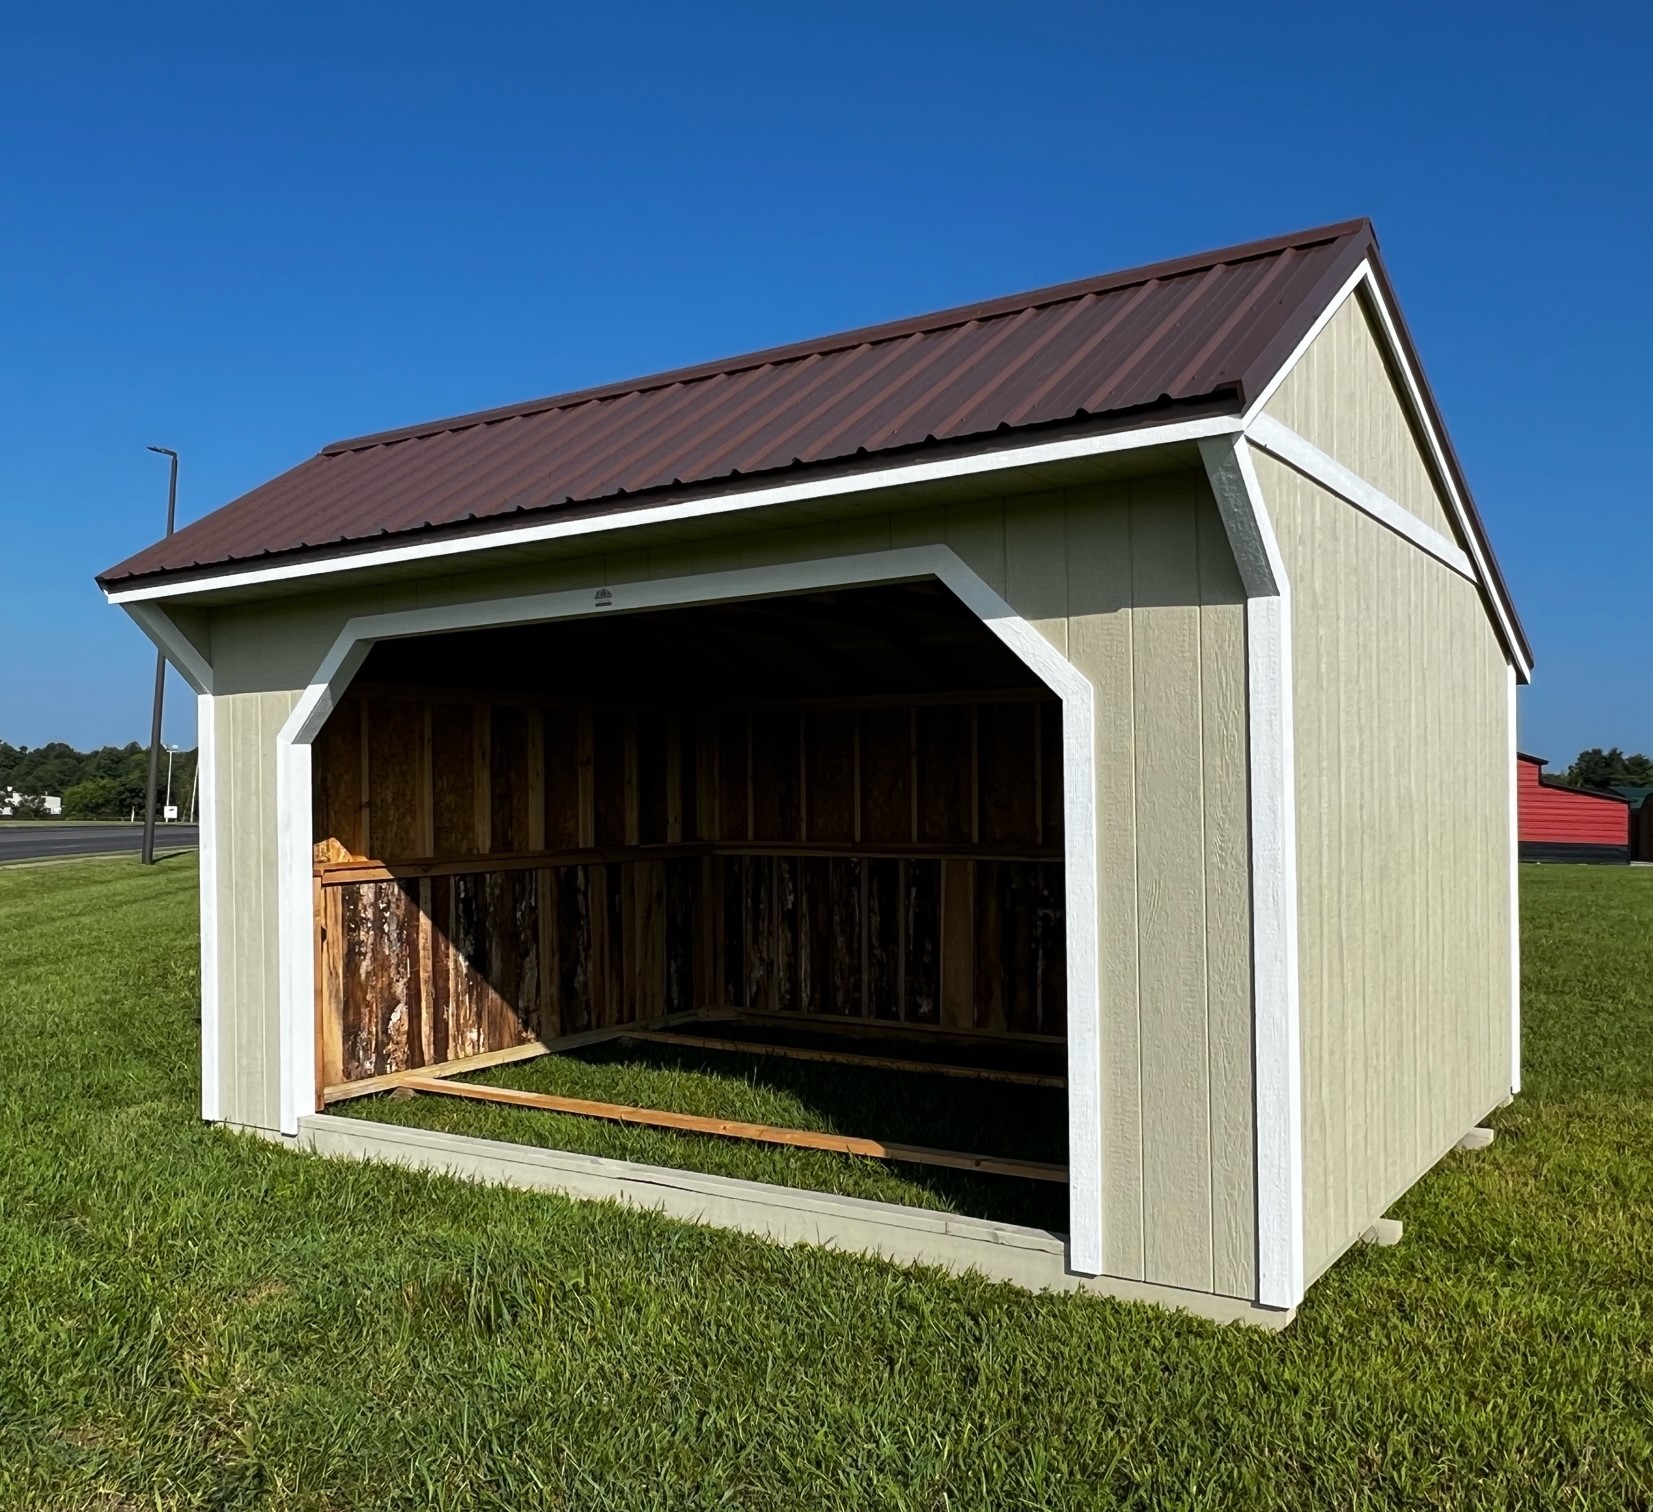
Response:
[147,445,178,458]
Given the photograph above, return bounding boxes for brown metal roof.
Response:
[100,220,1380,587]
[95,216,1530,671]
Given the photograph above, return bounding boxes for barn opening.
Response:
[309,579,1070,1219]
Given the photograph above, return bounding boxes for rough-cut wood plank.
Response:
[490,705,532,853]
[743,855,772,1011]
[904,859,940,1022]
[318,839,1059,887]
[859,706,911,844]
[865,858,901,1021]
[592,710,627,847]
[729,1006,1061,1047]
[977,700,1041,846]
[367,699,426,861]
[804,711,857,844]
[312,694,365,861]
[918,705,973,845]
[470,704,491,854]
[973,860,1006,1034]
[751,710,800,842]
[320,883,345,1088]
[798,858,830,1016]
[773,855,798,1014]
[576,709,595,848]
[829,858,861,1019]
[322,1031,612,1103]
[940,858,974,1030]
[543,708,581,850]
[1040,699,1064,846]
[430,875,453,1063]
[431,702,481,856]
[403,1075,1069,1182]
[666,857,696,1017]
[622,1030,1065,1087]
[638,711,669,845]
[556,865,591,1035]
[665,715,684,843]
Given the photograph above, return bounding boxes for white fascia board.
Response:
[1246,414,1475,580]
[1198,434,1305,1311]
[103,413,1244,608]
[1243,260,1531,684]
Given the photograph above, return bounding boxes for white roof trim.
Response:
[1244,259,1531,682]
[103,412,1244,606]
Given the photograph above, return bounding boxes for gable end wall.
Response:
[199,470,1262,1301]
[1255,307,1513,1278]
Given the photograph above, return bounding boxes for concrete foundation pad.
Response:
[297,1114,1292,1330]
[1456,1126,1496,1151]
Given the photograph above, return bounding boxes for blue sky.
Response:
[1,1,1647,762]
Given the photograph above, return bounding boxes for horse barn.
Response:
[99,220,1531,1327]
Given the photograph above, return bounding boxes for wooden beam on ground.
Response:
[621,1029,1065,1088]
[399,1075,1069,1183]
[723,1006,1063,1050]
[321,1027,618,1105]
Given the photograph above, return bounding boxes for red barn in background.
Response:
[1517,754,1631,863]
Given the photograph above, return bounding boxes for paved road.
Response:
[0,824,199,863]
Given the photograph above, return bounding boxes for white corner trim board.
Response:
[1506,663,1521,1095]
[197,693,221,1123]
[1245,414,1475,581]
[272,545,1107,1275]
[102,412,1244,607]
[1197,435,1306,1312]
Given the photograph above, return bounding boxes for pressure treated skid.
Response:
[104,223,1529,1324]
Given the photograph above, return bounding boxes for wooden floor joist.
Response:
[621,1029,1066,1088]
[398,1075,1069,1183]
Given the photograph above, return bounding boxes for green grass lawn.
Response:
[339,1029,1072,1232]
[1,857,1650,1508]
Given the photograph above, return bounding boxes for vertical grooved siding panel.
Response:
[1127,475,1214,1293]
[1065,489,1145,1280]
[214,690,300,1132]
[1256,450,1509,1282]
[1196,497,1256,1299]
[204,475,1257,1298]
[1265,292,1459,544]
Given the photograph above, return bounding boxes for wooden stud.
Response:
[472,703,492,855]
[358,697,372,860]
[401,1075,1068,1183]
[526,707,546,852]
[576,709,595,848]
[665,715,684,843]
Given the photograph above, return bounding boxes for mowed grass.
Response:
[0,859,1649,1508]
[341,1032,1072,1231]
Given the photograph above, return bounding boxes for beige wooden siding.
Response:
[210,689,299,1132]
[1265,291,1461,545]
[1256,451,1510,1281]
[204,470,1257,1299]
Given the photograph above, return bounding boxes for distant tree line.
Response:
[1556,748,1653,792]
[0,741,199,820]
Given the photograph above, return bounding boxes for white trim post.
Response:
[270,547,1106,1273]
[1199,436,1305,1311]
[1507,663,1521,1095]
[197,692,220,1122]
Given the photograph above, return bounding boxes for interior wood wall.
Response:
[314,686,1066,1087]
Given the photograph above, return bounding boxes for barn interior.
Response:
[310,579,1071,1211]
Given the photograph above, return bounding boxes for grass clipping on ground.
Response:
[1,856,1650,1508]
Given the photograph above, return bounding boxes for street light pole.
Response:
[141,447,179,866]
[163,744,177,822]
